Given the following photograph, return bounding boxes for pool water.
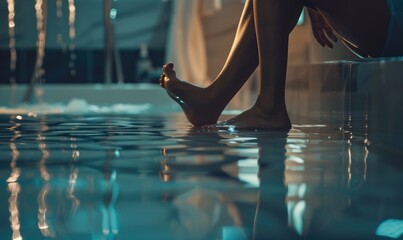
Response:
[0,113,402,240]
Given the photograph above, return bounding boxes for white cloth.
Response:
[165,0,222,86]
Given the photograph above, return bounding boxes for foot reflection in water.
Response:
[161,128,295,239]
[161,127,253,240]
[162,125,372,239]
[252,131,300,239]
[101,150,119,238]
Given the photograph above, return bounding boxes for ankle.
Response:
[254,98,287,115]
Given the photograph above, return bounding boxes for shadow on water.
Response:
[0,114,402,239]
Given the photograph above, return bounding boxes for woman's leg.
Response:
[161,0,259,126]
[223,0,304,129]
[310,0,390,57]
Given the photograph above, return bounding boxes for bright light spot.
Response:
[293,201,306,235]
[238,173,259,187]
[287,156,305,164]
[297,11,304,25]
[114,149,120,158]
[237,159,259,187]
[376,219,403,238]
[110,8,117,20]
[16,115,22,120]
[111,171,117,182]
[72,150,80,160]
[28,112,38,118]
[298,184,307,198]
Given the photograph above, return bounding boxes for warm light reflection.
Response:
[38,136,51,181]
[8,118,22,182]
[363,146,368,180]
[71,141,80,161]
[68,0,76,76]
[7,138,23,240]
[28,112,38,118]
[8,182,22,240]
[347,143,368,188]
[7,0,17,88]
[347,145,352,184]
[36,121,55,237]
[7,143,20,183]
[67,167,80,213]
[33,0,47,91]
[38,184,55,237]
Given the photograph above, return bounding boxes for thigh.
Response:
[310,0,390,57]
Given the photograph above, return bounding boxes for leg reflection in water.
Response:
[245,131,299,239]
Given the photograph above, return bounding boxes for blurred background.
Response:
[0,0,358,86]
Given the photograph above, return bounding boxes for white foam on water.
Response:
[0,98,151,115]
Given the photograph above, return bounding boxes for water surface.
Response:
[0,113,402,240]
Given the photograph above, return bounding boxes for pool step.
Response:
[286,57,403,154]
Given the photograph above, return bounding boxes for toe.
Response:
[163,63,176,79]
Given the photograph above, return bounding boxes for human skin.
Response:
[160,0,390,130]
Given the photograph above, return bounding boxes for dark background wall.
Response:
[0,0,171,84]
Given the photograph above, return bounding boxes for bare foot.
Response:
[160,63,224,126]
[220,104,292,130]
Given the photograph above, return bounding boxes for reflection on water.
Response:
[67,167,80,214]
[36,116,55,238]
[0,113,402,239]
[8,182,22,240]
[7,117,22,240]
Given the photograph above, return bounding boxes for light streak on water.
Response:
[7,140,23,240]
[8,182,22,240]
[67,167,81,214]
[36,117,55,237]
[68,0,77,76]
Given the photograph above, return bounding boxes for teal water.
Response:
[0,113,402,240]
